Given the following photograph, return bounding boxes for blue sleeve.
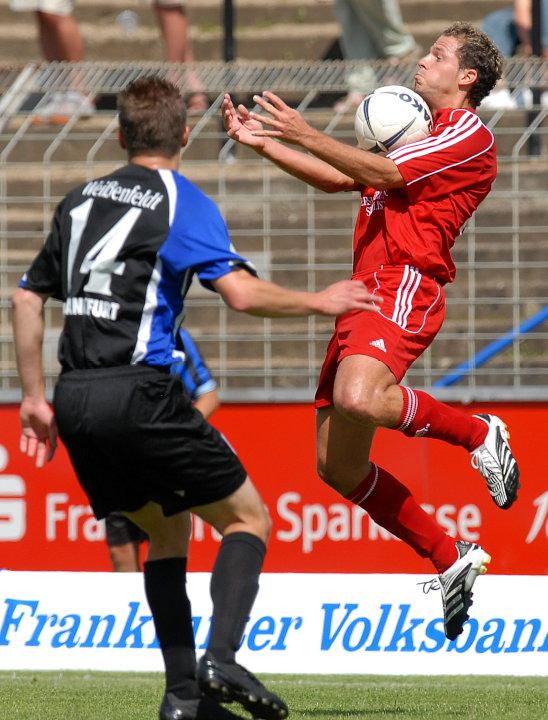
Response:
[167,174,256,291]
[173,328,217,400]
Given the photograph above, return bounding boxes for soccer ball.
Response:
[354,85,433,154]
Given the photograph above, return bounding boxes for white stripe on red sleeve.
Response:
[388,112,481,163]
[386,112,471,161]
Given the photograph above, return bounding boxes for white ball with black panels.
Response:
[354,85,433,154]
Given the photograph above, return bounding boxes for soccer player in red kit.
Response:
[222,22,520,640]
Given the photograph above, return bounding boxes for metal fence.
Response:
[0,60,547,402]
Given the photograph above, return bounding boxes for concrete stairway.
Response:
[0,0,545,396]
[1,104,546,394]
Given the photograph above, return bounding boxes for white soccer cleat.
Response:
[439,541,491,641]
[471,414,520,509]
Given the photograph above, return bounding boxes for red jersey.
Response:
[353,108,497,284]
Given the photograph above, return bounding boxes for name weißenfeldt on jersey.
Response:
[82,179,164,210]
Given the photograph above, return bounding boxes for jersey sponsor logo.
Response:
[361,190,387,216]
[82,180,164,210]
[63,296,121,321]
[369,338,387,352]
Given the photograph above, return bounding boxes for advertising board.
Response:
[0,403,546,575]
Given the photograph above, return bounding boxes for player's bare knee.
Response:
[334,393,377,424]
[246,502,272,542]
[334,386,387,425]
[223,505,271,543]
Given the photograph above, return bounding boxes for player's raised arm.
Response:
[222,93,358,193]
[212,269,380,318]
[250,91,405,190]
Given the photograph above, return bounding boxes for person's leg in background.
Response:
[108,539,140,571]
[152,0,209,113]
[105,512,148,572]
[33,4,94,121]
[333,0,419,111]
[333,0,378,110]
[482,6,517,57]
[348,0,418,59]
[480,7,520,108]
[36,8,84,60]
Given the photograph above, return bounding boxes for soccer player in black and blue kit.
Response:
[12,77,378,720]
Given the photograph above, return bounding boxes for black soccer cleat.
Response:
[197,654,289,720]
[159,692,247,720]
[439,541,491,641]
[471,414,520,509]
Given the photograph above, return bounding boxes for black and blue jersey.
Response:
[20,163,255,371]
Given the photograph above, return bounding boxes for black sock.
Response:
[144,557,199,698]
[207,532,266,664]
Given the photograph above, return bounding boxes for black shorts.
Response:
[105,512,148,547]
[53,365,247,519]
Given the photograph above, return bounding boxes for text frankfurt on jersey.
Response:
[82,180,164,210]
[64,297,120,320]
[0,599,545,655]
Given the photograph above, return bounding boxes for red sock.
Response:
[346,464,457,574]
[397,387,487,452]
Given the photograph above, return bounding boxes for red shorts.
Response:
[315,265,445,408]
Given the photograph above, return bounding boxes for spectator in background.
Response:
[10,0,208,122]
[106,327,220,572]
[481,0,548,108]
[333,0,420,112]
[153,1,209,113]
[9,0,94,123]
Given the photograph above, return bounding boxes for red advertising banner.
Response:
[0,403,546,574]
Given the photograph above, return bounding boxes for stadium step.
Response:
[0,0,510,64]
[2,106,545,164]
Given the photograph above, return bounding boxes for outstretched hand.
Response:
[222,93,267,149]
[20,397,57,468]
[248,91,314,145]
[316,280,382,317]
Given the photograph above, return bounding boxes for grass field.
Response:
[1,672,547,720]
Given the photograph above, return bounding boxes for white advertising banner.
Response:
[0,571,546,675]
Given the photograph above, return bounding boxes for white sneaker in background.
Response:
[333,92,365,114]
[32,90,95,125]
[517,88,548,108]
[480,87,517,110]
